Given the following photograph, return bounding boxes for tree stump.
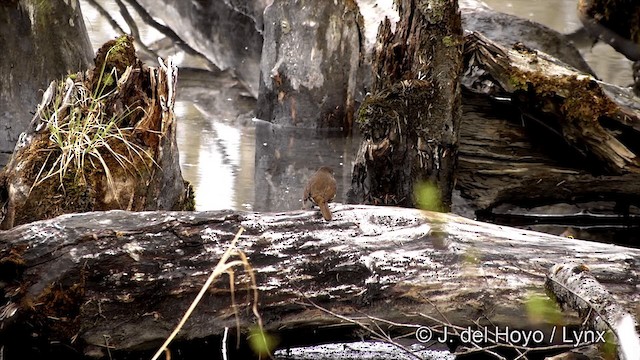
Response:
[256,0,364,130]
[0,36,194,229]
[347,0,464,211]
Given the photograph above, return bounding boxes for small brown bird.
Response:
[303,166,337,221]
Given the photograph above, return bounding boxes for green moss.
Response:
[442,35,456,47]
[33,0,53,28]
[93,35,137,94]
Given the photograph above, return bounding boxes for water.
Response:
[483,0,633,86]
[78,0,637,212]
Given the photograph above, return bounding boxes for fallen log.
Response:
[456,31,640,243]
[1,205,638,358]
[463,31,640,174]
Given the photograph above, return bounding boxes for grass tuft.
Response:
[31,44,154,197]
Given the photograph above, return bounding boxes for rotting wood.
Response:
[0,35,194,230]
[463,31,640,175]
[347,0,464,210]
[0,206,638,358]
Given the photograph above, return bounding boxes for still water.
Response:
[80,0,635,212]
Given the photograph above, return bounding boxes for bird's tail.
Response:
[319,202,332,221]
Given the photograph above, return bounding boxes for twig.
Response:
[300,295,424,360]
[222,327,229,360]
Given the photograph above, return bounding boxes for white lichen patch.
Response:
[122,241,144,262]
[258,277,283,291]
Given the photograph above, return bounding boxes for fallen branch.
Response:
[546,262,640,360]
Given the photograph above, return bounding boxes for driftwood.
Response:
[1,205,639,358]
[455,31,640,242]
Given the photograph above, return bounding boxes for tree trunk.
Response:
[255,0,364,130]
[0,36,194,229]
[347,0,464,211]
[1,206,638,358]
[0,0,93,165]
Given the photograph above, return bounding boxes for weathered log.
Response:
[457,92,640,213]
[546,263,640,360]
[456,31,640,242]
[1,206,639,358]
[0,0,93,163]
[460,0,594,75]
[348,0,464,210]
[463,31,640,175]
[0,36,193,229]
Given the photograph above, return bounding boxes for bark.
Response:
[256,0,364,130]
[347,0,464,211]
[463,31,640,175]
[133,0,265,97]
[1,206,639,358]
[461,2,594,75]
[462,30,640,172]
[0,36,194,229]
[0,0,93,163]
[457,32,640,242]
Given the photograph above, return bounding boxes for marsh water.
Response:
[78,0,633,213]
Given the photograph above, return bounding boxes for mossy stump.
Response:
[0,35,193,229]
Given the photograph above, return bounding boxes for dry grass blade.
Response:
[151,227,257,360]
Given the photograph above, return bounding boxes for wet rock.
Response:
[136,0,266,98]
[0,0,93,165]
[255,0,364,130]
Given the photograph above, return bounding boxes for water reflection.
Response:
[175,101,255,211]
[253,120,360,212]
